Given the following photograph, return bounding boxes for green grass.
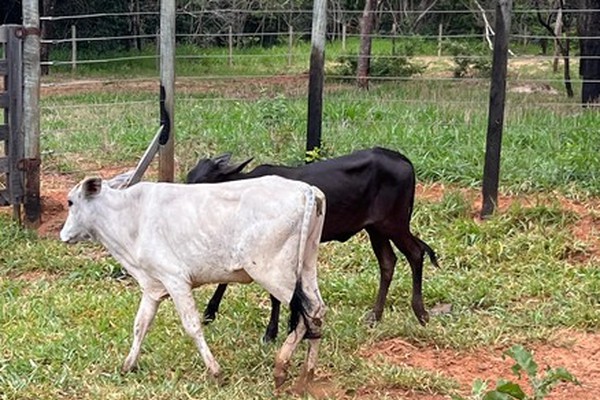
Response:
[1,190,597,399]
[3,39,599,398]
[41,78,599,195]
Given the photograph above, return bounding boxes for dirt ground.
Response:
[20,171,597,400]
[358,330,600,400]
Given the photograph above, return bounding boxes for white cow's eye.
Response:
[67,200,73,207]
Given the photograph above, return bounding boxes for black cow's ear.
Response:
[106,170,134,189]
[224,157,253,175]
[82,177,102,198]
[213,153,232,166]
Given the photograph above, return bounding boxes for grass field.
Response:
[1,38,599,399]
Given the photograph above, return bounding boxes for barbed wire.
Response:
[38,8,600,22]
[40,30,600,45]
[36,73,595,88]
[35,7,598,128]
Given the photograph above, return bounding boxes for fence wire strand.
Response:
[36,5,600,151]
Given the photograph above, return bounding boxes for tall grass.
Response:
[41,77,599,195]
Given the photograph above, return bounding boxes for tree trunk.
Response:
[40,0,57,75]
[552,5,563,72]
[578,0,600,105]
[357,0,378,90]
[133,0,142,51]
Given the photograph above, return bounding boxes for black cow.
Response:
[187,147,439,342]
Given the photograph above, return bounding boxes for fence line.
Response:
[40,98,583,115]
[41,31,600,45]
[37,73,596,88]
[39,8,600,21]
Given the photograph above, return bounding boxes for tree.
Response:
[578,0,600,104]
[535,0,574,97]
[357,0,378,89]
[40,0,56,75]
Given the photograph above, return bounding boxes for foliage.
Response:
[454,345,579,400]
[304,146,327,163]
[447,41,492,78]
[330,53,425,80]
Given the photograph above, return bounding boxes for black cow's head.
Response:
[186,153,253,183]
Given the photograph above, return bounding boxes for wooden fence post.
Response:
[22,0,42,228]
[305,0,327,158]
[392,23,397,55]
[228,26,233,67]
[481,0,512,218]
[159,0,175,182]
[71,24,76,72]
[5,25,25,223]
[437,23,443,56]
[288,24,293,67]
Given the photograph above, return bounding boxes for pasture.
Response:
[1,43,599,399]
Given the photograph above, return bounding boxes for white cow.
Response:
[60,175,326,388]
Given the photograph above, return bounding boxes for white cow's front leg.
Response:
[122,293,161,373]
[168,285,221,379]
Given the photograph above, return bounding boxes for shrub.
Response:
[447,41,492,78]
[329,53,425,80]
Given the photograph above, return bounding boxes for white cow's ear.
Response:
[82,177,103,198]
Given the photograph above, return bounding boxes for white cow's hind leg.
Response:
[168,285,221,378]
[274,320,307,388]
[296,338,320,389]
[297,278,325,386]
[122,293,161,373]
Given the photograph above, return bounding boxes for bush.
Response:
[329,53,425,80]
[447,41,492,78]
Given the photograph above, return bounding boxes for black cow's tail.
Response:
[289,280,319,339]
[418,238,440,268]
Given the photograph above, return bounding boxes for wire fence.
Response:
[32,6,599,177]
[36,7,592,85]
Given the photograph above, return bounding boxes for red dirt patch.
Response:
[360,330,600,399]
[416,182,600,262]
[41,75,343,100]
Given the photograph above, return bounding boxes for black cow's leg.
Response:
[366,228,398,326]
[203,284,228,324]
[263,295,281,343]
[392,232,428,326]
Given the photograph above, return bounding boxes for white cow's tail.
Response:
[295,185,325,276]
[288,186,325,339]
[296,186,316,276]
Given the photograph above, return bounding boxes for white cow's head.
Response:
[60,177,103,244]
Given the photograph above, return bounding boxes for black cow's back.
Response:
[244,148,416,243]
